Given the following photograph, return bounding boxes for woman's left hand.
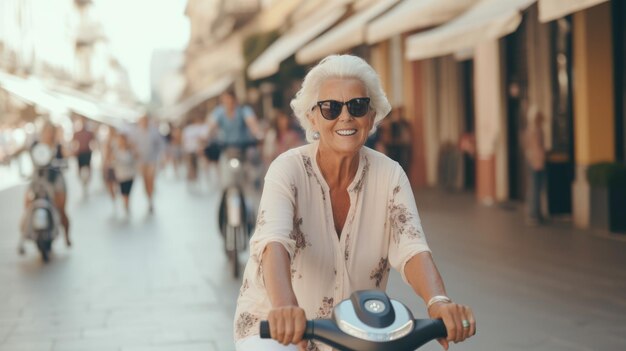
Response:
[428,302,476,350]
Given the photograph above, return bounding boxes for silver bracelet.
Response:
[427,295,452,309]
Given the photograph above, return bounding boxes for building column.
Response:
[407,60,427,188]
[422,58,440,187]
[370,41,391,95]
[572,2,615,228]
[474,39,506,205]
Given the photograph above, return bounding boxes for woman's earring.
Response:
[312,131,320,140]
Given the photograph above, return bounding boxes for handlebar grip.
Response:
[259,321,314,339]
[260,321,270,338]
[431,319,448,338]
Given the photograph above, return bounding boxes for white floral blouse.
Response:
[234,142,431,350]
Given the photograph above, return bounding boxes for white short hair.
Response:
[290,55,392,142]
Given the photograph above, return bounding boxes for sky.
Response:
[94,0,189,102]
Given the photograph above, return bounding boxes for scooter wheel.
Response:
[230,249,239,278]
[37,239,51,262]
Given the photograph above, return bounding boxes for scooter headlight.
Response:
[229,158,241,169]
[334,299,415,342]
[31,143,53,167]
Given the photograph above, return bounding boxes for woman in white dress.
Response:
[234,55,476,351]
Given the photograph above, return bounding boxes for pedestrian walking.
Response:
[101,125,118,208]
[234,55,476,351]
[165,124,184,178]
[112,133,137,216]
[132,115,165,213]
[72,116,95,198]
[182,114,209,187]
[523,105,547,225]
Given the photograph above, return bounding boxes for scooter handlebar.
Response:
[260,319,447,350]
[259,320,315,339]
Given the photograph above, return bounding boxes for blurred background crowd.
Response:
[1,0,626,350]
[1,0,625,232]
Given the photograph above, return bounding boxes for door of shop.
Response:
[546,17,575,215]
[504,28,528,201]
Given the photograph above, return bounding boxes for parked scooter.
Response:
[217,141,259,278]
[21,143,64,262]
[260,290,448,351]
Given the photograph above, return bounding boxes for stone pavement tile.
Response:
[81,323,162,339]
[51,333,149,351]
[0,324,15,344]
[5,329,82,343]
[0,339,53,351]
[13,310,107,330]
[212,339,235,351]
[120,342,217,351]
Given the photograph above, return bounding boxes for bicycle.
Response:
[216,141,259,278]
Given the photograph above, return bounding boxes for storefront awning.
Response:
[0,72,141,126]
[47,86,143,127]
[405,0,536,61]
[157,75,234,121]
[253,0,305,32]
[366,0,477,44]
[185,34,244,94]
[295,0,400,65]
[247,6,347,80]
[538,0,609,23]
[0,72,67,114]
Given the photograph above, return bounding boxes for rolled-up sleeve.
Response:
[387,169,431,284]
[249,157,297,284]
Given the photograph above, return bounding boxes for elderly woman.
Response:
[234,55,476,351]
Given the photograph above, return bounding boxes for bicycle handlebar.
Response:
[214,140,259,149]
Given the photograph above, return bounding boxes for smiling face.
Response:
[310,78,374,157]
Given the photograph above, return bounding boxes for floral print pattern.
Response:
[316,297,334,319]
[291,263,302,280]
[256,210,266,228]
[351,156,370,194]
[302,155,326,200]
[235,312,259,339]
[306,341,321,351]
[239,279,249,297]
[388,186,421,244]
[370,257,390,288]
[289,185,310,257]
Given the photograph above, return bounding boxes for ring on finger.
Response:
[462,320,470,329]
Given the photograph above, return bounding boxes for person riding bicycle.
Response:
[18,121,72,254]
[234,56,476,351]
[205,90,263,185]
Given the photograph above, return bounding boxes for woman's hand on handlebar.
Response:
[428,302,476,350]
[267,305,308,350]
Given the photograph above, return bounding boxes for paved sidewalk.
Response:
[0,168,240,351]
[387,189,626,351]
[2,165,625,351]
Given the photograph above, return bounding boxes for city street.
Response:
[1,164,626,351]
[0,166,239,351]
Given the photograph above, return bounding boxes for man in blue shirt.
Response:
[207,90,262,145]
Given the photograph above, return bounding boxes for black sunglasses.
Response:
[313,97,371,120]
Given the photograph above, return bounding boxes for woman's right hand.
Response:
[267,305,307,349]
